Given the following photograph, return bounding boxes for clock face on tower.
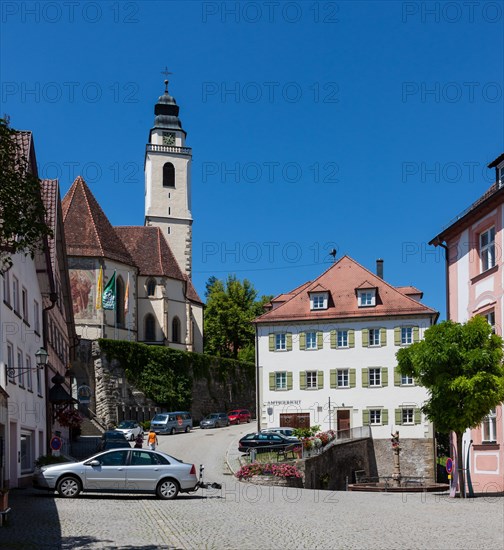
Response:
[163,132,175,146]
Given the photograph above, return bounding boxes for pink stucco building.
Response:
[431,152,504,494]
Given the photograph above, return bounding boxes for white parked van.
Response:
[150,411,192,435]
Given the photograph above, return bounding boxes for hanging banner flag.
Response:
[102,271,116,310]
[96,266,103,310]
[124,273,130,314]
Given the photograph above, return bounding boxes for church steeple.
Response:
[144,76,193,277]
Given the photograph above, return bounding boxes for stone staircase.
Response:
[80,416,105,437]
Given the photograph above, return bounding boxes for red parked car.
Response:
[227,409,251,424]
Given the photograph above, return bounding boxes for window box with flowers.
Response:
[56,408,83,440]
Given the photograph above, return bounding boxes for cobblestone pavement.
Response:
[1,426,503,549]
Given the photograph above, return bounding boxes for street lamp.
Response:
[7,347,48,379]
[35,347,49,368]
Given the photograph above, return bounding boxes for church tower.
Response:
[144,79,192,276]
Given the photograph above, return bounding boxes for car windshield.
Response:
[206,414,218,419]
[117,421,135,428]
[152,414,168,422]
[104,431,126,439]
[228,411,238,415]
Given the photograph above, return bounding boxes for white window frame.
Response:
[402,408,414,425]
[337,369,349,388]
[34,300,40,333]
[311,293,327,310]
[306,332,317,350]
[482,409,497,443]
[369,328,381,347]
[7,343,14,383]
[22,287,28,322]
[484,311,496,334]
[275,371,287,390]
[337,330,348,348]
[306,370,318,389]
[369,367,381,387]
[26,355,33,391]
[499,166,504,187]
[17,349,24,387]
[370,409,382,425]
[20,431,35,474]
[358,289,376,307]
[275,333,286,351]
[3,270,10,305]
[36,364,43,396]
[480,227,496,272]
[401,327,413,345]
[401,373,414,386]
[13,276,20,313]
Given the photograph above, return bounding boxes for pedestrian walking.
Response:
[147,429,158,450]
[134,432,143,448]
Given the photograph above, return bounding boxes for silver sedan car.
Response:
[33,448,199,500]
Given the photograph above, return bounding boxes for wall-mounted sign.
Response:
[77,385,92,404]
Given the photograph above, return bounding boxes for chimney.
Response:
[376,258,384,279]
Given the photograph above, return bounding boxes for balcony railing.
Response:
[146,144,192,155]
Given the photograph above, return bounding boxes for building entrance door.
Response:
[279,412,310,429]
[337,409,350,438]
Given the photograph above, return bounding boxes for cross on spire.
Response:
[161,66,173,93]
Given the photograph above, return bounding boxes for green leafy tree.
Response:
[204,275,271,360]
[397,316,504,495]
[0,118,52,271]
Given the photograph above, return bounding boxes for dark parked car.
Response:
[238,432,300,453]
[227,409,251,425]
[200,413,230,429]
[98,430,131,451]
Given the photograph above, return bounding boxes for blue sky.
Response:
[1,1,503,319]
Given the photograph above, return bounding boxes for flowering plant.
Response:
[56,408,83,429]
[235,462,302,480]
[302,437,314,450]
[313,437,323,448]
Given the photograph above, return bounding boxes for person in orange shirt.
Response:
[147,429,158,450]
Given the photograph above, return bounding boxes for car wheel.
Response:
[157,478,179,500]
[185,426,190,433]
[227,421,230,427]
[246,418,250,423]
[170,427,176,435]
[57,476,82,498]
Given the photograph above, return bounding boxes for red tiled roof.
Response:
[184,274,203,304]
[62,176,133,264]
[396,286,423,298]
[115,226,183,279]
[254,255,437,323]
[12,131,38,177]
[40,179,58,272]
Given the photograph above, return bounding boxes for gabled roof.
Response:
[115,226,183,279]
[254,255,437,323]
[62,176,134,265]
[308,283,328,293]
[40,179,58,273]
[12,131,38,177]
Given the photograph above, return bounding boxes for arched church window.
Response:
[163,162,175,187]
[172,316,181,344]
[145,314,156,341]
[116,276,125,327]
[146,278,156,297]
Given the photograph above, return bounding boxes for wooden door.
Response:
[337,409,350,438]
[280,413,310,429]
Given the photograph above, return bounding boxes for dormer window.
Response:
[358,289,376,307]
[310,292,328,310]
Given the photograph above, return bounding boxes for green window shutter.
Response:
[394,367,401,386]
[362,368,369,388]
[349,329,355,348]
[330,330,336,349]
[395,409,402,425]
[269,372,276,390]
[380,328,387,346]
[317,370,324,389]
[317,332,323,349]
[300,371,306,390]
[362,410,370,425]
[330,369,336,389]
[362,329,369,347]
[394,327,401,346]
[382,409,389,425]
[286,333,292,351]
[269,334,275,351]
[350,369,356,388]
[287,371,293,390]
[414,408,422,424]
[413,326,420,343]
[381,367,388,387]
[299,332,306,350]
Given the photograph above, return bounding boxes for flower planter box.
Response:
[247,475,304,488]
